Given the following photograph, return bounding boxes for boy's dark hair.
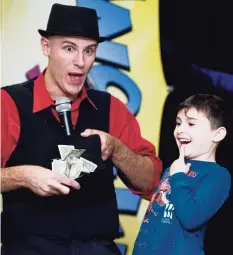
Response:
[177,94,229,130]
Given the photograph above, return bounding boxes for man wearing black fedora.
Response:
[1,3,162,255]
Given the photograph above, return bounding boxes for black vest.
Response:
[2,79,120,242]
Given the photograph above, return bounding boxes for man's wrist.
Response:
[16,165,30,189]
[111,137,123,161]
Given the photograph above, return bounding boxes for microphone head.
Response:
[55,97,71,113]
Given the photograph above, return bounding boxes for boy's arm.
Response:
[169,169,231,230]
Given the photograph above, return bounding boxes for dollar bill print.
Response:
[52,145,97,179]
[58,145,75,160]
[58,145,86,160]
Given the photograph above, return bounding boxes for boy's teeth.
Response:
[179,138,191,144]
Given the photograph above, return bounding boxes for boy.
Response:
[133,94,231,255]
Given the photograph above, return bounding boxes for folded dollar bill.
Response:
[52,145,97,179]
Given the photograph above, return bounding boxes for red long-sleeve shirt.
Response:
[1,73,162,199]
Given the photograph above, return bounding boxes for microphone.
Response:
[55,97,72,136]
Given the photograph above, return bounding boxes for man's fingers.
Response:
[49,179,70,195]
[56,184,70,195]
[80,129,93,137]
[80,129,100,137]
[56,175,80,190]
[68,179,81,190]
[80,129,92,137]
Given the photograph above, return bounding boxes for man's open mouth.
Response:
[68,72,84,82]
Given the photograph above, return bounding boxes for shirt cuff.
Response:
[169,172,189,190]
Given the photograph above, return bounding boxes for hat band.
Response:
[43,29,100,40]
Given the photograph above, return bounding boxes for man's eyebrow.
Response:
[61,41,97,49]
[84,43,98,48]
[61,41,77,46]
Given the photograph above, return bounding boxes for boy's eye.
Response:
[188,123,195,126]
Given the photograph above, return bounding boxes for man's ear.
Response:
[213,126,227,143]
[41,37,50,56]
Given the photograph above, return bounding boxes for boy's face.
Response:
[174,108,218,161]
[41,35,97,99]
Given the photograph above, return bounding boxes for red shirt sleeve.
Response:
[1,89,20,167]
[109,95,162,200]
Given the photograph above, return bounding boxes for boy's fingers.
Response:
[179,145,185,159]
[186,163,191,172]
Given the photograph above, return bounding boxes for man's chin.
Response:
[68,83,84,92]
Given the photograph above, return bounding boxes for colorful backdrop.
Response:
[1,0,168,254]
[2,0,233,254]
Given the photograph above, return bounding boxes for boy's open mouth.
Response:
[179,138,191,145]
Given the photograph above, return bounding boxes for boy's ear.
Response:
[213,126,227,143]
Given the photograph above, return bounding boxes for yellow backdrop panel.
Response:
[1,0,167,254]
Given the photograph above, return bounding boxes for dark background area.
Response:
[159,1,233,254]
[160,0,232,75]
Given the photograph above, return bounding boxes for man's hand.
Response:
[80,128,158,193]
[81,129,115,161]
[170,145,191,176]
[24,165,80,196]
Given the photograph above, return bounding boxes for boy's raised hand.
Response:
[170,145,191,176]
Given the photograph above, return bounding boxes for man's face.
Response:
[41,36,97,99]
[173,108,217,161]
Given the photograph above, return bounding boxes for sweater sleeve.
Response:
[169,169,231,230]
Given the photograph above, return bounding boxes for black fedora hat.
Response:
[38,4,106,43]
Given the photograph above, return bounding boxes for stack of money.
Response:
[51,145,98,179]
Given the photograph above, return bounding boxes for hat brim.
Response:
[38,29,106,43]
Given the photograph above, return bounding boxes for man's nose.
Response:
[73,53,84,68]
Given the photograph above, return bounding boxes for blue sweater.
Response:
[133,160,231,255]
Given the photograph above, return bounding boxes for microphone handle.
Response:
[61,111,72,136]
